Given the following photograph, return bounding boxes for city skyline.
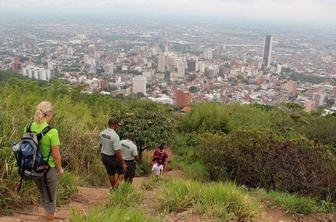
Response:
[1,0,336,24]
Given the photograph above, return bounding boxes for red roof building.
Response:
[174,89,192,109]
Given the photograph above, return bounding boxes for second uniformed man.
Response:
[120,133,138,184]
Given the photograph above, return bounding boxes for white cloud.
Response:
[0,0,335,23]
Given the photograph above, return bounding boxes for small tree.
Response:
[117,100,176,161]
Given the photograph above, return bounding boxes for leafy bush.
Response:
[179,103,230,133]
[158,179,260,221]
[198,130,336,201]
[170,134,207,181]
[299,115,336,148]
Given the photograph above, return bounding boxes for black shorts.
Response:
[124,160,136,180]
[101,154,124,176]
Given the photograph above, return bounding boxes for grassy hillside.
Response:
[0,73,175,214]
[1,72,336,220]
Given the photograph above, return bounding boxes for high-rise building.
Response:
[187,59,196,72]
[89,64,96,74]
[262,35,273,69]
[177,60,186,79]
[22,66,51,81]
[88,44,96,58]
[286,80,297,95]
[313,93,326,107]
[67,47,74,55]
[331,87,336,97]
[104,63,114,77]
[175,90,192,109]
[132,76,147,95]
[11,57,22,72]
[276,64,282,74]
[158,53,166,72]
[203,48,213,60]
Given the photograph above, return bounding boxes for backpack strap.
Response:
[26,123,33,133]
[36,126,53,141]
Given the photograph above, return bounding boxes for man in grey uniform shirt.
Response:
[120,133,138,184]
[100,117,126,189]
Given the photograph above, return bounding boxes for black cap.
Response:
[108,117,120,126]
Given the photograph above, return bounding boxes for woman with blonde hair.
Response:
[25,101,63,221]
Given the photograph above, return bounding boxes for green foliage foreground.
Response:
[158,179,260,221]
[252,188,336,218]
[198,131,336,202]
[71,183,159,222]
[0,77,176,214]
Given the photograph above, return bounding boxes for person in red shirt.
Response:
[152,144,168,171]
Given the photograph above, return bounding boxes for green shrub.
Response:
[196,133,229,181]
[198,130,336,201]
[300,115,336,148]
[171,134,207,181]
[158,179,260,221]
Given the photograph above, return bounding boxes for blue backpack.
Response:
[14,123,53,190]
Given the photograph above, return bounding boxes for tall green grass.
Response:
[158,179,260,221]
[253,189,335,215]
[71,206,159,222]
[140,175,166,191]
[107,183,141,208]
[57,171,79,204]
[71,183,159,222]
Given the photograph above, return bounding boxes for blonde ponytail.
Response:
[34,101,53,123]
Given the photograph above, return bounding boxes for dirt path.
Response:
[0,171,333,222]
[0,186,110,222]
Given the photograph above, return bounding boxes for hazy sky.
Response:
[1,0,336,23]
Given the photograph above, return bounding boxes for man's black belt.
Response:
[124,159,135,162]
[101,153,115,157]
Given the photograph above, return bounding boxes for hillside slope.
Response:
[0,170,334,222]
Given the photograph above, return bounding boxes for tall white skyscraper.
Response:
[132,76,147,95]
[203,48,213,60]
[158,53,166,72]
[177,60,186,78]
[88,44,96,58]
[263,35,273,69]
